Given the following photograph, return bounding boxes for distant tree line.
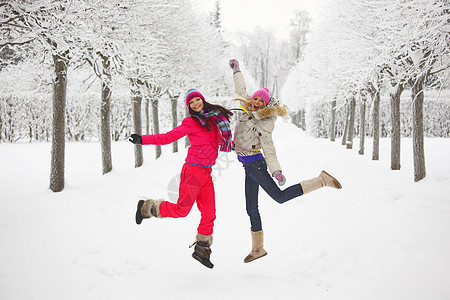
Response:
[293,93,450,139]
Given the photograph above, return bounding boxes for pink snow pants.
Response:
[159,163,216,235]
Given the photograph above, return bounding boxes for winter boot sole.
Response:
[244,251,267,263]
[192,252,214,269]
[135,200,145,225]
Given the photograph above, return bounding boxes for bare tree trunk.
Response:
[151,97,161,159]
[342,101,349,145]
[144,99,150,135]
[330,99,336,142]
[411,75,426,182]
[0,113,2,142]
[273,76,279,99]
[372,88,380,160]
[260,57,265,87]
[132,82,143,167]
[171,95,179,153]
[359,93,366,155]
[265,45,269,88]
[390,83,404,170]
[6,102,13,142]
[185,106,190,147]
[100,56,112,175]
[50,50,68,192]
[346,97,356,149]
[292,111,299,127]
[301,109,306,131]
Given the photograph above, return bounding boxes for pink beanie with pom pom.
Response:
[252,88,270,105]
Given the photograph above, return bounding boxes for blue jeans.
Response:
[243,159,303,232]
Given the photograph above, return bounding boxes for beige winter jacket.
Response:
[232,71,287,176]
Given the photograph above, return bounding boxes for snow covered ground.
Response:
[1,120,449,300]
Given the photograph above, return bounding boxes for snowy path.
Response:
[1,120,449,299]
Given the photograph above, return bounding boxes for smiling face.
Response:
[189,97,204,113]
[250,96,265,111]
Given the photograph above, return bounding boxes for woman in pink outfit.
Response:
[129,89,232,269]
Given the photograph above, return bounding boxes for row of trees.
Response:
[291,91,449,138]
[3,81,447,144]
[2,0,448,189]
[233,10,311,99]
[0,87,133,143]
[1,0,232,191]
[283,0,449,182]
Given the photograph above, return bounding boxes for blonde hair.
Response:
[231,95,263,107]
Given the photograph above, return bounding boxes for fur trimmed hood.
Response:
[235,97,288,119]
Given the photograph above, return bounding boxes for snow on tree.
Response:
[1,0,232,189]
[114,0,232,161]
[401,0,449,181]
[284,0,449,182]
[1,0,82,192]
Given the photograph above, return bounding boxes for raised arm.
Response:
[229,59,250,99]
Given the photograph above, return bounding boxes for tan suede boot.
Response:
[135,199,164,224]
[300,170,342,194]
[244,230,267,263]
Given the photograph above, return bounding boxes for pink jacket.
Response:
[141,117,220,167]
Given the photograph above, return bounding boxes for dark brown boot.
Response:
[191,234,214,269]
[135,199,164,225]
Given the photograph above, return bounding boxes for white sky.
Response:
[191,0,327,40]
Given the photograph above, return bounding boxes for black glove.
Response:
[229,59,240,73]
[129,134,142,144]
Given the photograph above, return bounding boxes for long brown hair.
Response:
[189,100,233,130]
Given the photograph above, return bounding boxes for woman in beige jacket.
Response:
[229,59,342,263]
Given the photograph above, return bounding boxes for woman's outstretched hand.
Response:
[129,134,142,144]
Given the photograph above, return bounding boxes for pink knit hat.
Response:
[252,88,270,105]
[185,89,205,107]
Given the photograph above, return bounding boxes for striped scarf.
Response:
[193,108,233,152]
